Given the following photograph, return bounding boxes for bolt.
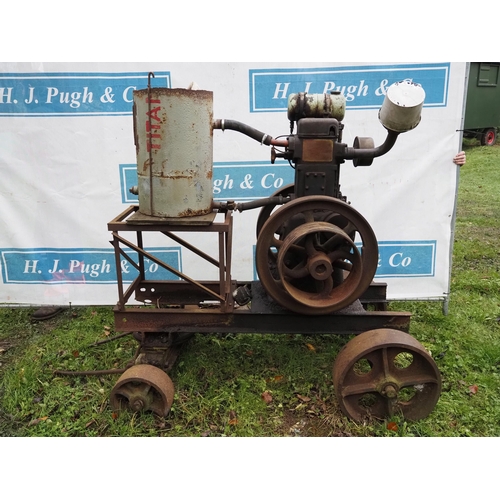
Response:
[130,398,145,411]
[384,384,398,399]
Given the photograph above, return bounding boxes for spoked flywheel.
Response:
[256,183,295,237]
[333,329,441,421]
[255,195,378,315]
[110,364,175,417]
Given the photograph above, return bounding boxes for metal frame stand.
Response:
[108,206,411,341]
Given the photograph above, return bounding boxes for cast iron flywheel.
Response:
[255,195,378,315]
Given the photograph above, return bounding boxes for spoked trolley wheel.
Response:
[333,329,441,421]
[110,364,175,417]
[255,195,378,315]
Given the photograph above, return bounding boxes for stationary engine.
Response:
[108,76,442,424]
[210,80,425,314]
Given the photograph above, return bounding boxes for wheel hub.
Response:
[307,252,333,280]
[380,383,398,399]
[130,397,146,412]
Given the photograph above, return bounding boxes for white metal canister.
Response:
[379,80,425,133]
[133,87,214,218]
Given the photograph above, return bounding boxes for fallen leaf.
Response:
[28,416,48,426]
[468,385,479,395]
[261,391,273,404]
[296,394,311,403]
[305,343,316,351]
[228,418,238,425]
[72,350,79,358]
[387,421,398,431]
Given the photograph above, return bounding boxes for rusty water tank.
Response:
[133,87,213,218]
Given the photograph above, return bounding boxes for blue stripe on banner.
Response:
[120,161,295,203]
[375,241,436,277]
[0,72,171,116]
[0,247,181,284]
[249,63,450,112]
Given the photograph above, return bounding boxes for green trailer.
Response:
[463,62,500,146]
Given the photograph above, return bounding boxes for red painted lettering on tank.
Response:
[146,121,160,132]
[146,106,161,122]
[145,103,162,152]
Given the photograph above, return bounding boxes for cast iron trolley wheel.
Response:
[332,329,441,422]
[255,195,378,315]
[481,128,497,146]
[110,364,175,417]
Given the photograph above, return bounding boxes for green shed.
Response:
[463,62,500,145]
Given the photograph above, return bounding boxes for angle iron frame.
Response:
[108,206,411,339]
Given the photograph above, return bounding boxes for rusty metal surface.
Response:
[108,205,228,233]
[134,280,236,306]
[108,208,404,338]
[302,139,334,162]
[110,206,234,313]
[113,305,411,336]
[110,364,175,416]
[288,92,346,122]
[255,196,378,315]
[333,329,441,421]
[277,221,363,311]
[255,184,295,237]
[133,87,213,218]
[126,209,217,226]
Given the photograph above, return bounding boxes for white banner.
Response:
[0,62,466,305]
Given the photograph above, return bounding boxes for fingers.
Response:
[453,151,466,165]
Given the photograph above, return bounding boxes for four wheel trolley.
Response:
[107,75,442,422]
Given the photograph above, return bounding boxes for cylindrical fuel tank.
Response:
[133,88,213,218]
[288,92,346,122]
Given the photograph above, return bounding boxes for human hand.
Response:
[453,151,466,166]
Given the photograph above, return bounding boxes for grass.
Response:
[1,138,500,437]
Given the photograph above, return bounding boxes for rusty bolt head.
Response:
[383,384,398,399]
[130,398,145,412]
